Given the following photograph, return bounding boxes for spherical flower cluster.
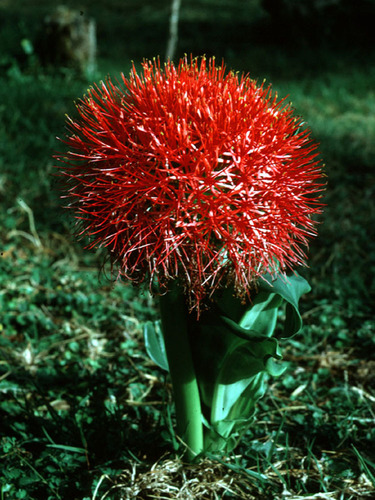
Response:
[57,56,324,312]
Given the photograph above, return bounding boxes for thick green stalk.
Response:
[159,283,203,461]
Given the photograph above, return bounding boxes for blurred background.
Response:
[1,1,375,498]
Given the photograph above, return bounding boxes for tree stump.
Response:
[38,5,96,75]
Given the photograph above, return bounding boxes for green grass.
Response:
[1,1,375,498]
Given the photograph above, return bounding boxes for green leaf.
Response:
[192,272,310,452]
[238,292,283,337]
[191,311,285,452]
[265,356,287,377]
[259,272,311,337]
[199,324,286,451]
[45,444,87,454]
[210,338,280,423]
[143,320,169,371]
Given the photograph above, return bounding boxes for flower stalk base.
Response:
[159,283,204,461]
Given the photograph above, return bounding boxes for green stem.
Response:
[159,282,204,461]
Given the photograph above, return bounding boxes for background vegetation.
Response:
[1,0,374,498]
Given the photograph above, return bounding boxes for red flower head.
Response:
[57,56,324,312]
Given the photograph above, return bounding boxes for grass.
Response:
[1,0,375,498]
